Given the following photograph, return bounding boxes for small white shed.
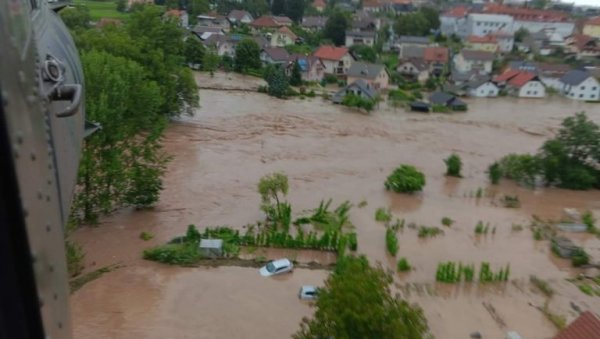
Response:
[199,239,223,258]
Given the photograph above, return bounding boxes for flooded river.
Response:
[71,72,600,338]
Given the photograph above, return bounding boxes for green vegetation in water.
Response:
[357,200,368,208]
[571,248,590,267]
[500,195,521,208]
[390,218,405,232]
[475,187,483,199]
[397,258,411,272]
[66,240,85,277]
[511,224,524,232]
[530,275,554,298]
[298,199,354,233]
[578,283,595,296]
[436,262,475,283]
[417,226,443,238]
[70,264,121,293]
[441,217,454,227]
[582,211,597,234]
[479,262,510,283]
[488,161,502,184]
[140,231,154,241]
[375,207,392,223]
[542,302,566,330]
[385,228,399,257]
[384,165,426,193]
[474,221,490,234]
[444,153,462,177]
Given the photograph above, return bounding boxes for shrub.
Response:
[397,258,411,272]
[582,211,596,233]
[143,243,201,265]
[500,195,521,208]
[384,165,426,193]
[431,104,450,113]
[498,154,540,187]
[571,248,590,267]
[140,231,154,241]
[530,275,554,297]
[441,217,454,227]
[341,93,376,112]
[444,153,462,177]
[385,228,398,257]
[347,232,358,251]
[474,221,489,234]
[418,226,443,238]
[578,283,594,296]
[488,162,501,184]
[375,207,392,222]
[66,240,85,277]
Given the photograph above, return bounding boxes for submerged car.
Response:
[298,285,318,300]
[259,258,293,277]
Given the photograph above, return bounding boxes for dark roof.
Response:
[228,10,252,21]
[262,47,290,62]
[460,49,495,61]
[450,69,477,83]
[398,36,430,45]
[332,79,378,103]
[560,69,593,86]
[351,18,377,30]
[555,311,600,339]
[398,58,428,72]
[429,91,455,105]
[302,16,328,28]
[346,30,376,38]
[467,75,494,89]
[347,62,386,80]
[400,46,425,59]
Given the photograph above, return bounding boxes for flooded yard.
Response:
[71,72,600,338]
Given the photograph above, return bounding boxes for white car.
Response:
[259,258,293,277]
[298,285,318,300]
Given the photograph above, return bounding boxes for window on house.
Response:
[580,94,584,98]
[593,87,598,90]
[592,94,596,99]
[527,91,531,95]
[581,86,585,90]
[533,91,537,95]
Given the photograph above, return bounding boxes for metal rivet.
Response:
[53,293,58,300]
[46,195,51,202]
[46,224,51,232]
[49,265,54,273]
[57,322,62,329]
[30,152,36,161]
[37,192,43,200]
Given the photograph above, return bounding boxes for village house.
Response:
[429,91,468,110]
[250,15,292,30]
[423,47,449,77]
[227,10,253,25]
[397,58,429,83]
[395,36,431,55]
[440,6,469,38]
[465,13,514,38]
[312,0,326,12]
[345,31,376,47]
[565,34,600,59]
[466,76,499,97]
[332,79,378,104]
[559,69,600,101]
[270,26,297,47]
[301,16,328,32]
[346,62,389,90]
[164,9,188,28]
[362,0,384,13]
[494,70,546,98]
[260,47,290,65]
[196,13,231,32]
[286,55,325,82]
[510,61,572,90]
[453,50,495,74]
[205,34,268,58]
[482,3,575,38]
[466,35,499,53]
[555,311,600,339]
[491,32,514,53]
[583,17,600,39]
[351,15,380,32]
[313,45,355,76]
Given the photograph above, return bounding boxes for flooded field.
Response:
[71,72,600,339]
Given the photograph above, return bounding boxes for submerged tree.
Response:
[323,11,349,46]
[289,60,303,86]
[294,256,429,339]
[234,38,261,72]
[258,172,290,229]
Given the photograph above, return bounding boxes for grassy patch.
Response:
[542,302,566,330]
[474,221,490,234]
[530,275,554,298]
[140,231,154,241]
[357,200,368,208]
[375,207,392,223]
[418,226,443,238]
[74,0,129,21]
[70,264,121,293]
[385,228,398,257]
[397,257,411,272]
[441,217,454,227]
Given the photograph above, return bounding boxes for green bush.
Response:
[143,243,201,265]
[66,240,85,277]
[418,226,443,238]
[498,153,540,187]
[474,221,489,234]
[431,104,450,113]
[582,211,596,233]
[384,165,426,193]
[140,231,154,241]
[375,207,392,222]
[397,257,411,272]
[441,217,454,227]
[347,232,358,251]
[341,93,376,112]
[444,153,462,177]
[572,248,590,267]
[385,228,398,257]
[488,162,501,184]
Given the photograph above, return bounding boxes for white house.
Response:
[491,32,515,53]
[453,50,495,74]
[397,58,429,83]
[466,13,514,38]
[270,26,297,47]
[313,45,355,75]
[440,6,469,37]
[345,31,376,47]
[227,10,253,25]
[559,70,600,101]
[467,77,499,97]
[495,70,545,98]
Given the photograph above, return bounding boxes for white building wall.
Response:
[513,21,575,39]
[469,82,499,97]
[496,36,514,53]
[563,77,600,101]
[518,81,546,98]
[466,14,514,37]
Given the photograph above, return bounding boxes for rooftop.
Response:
[555,311,600,339]
[262,47,290,62]
[468,35,498,44]
[483,3,572,23]
[313,45,350,60]
[460,49,495,61]
[424,47,449,63]
[560,69,593,86]
[443,6,469,18]
[347,62,386,80]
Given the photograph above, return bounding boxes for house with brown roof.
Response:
[250,15,292,30]
[397,58,430,83]
[301,16,327,31]
[453,49,495,74]
[270,26,298,47]
[313,45,355,76]
[565,34,600,59]
[555,311,600,339]
[494,70,546,98]
[346,62,389,90]
[583,17,600,39]
[260,47,290,65]
[312,0,326,13]
[227,10,253,25]
[466,35,499,53]
[423,47,449,77]
[286,55,326,82]
[164,9,188,28]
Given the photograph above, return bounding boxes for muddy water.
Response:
[71,72,600,339]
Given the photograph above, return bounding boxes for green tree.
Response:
[186,0,210,24]
[349,44,377,62]
[235,38,261,72]
[116,0,127,12]
[294,256,429,339]
[555,112,600,165]
[419,7,440,31]
[203,51,220,76]
[384,165,426,193]
[289,60,302,86]
[265,66,289,98]
[184,37,205,65]
[514,28,529,43]
[258,172,290,227]
[394,12,431,36]
[444,153,462,177]
[323,11,349,46]
[272,0,286,15]
[285,0,305,23]
[244,0,269,17]
[59,5,91,31]
[488,162,501,184]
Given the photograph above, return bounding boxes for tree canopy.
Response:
[294,256,429,339]
[235,38,262,72]
[394,8,440,36]
[324,11,349,46]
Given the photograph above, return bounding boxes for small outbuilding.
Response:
[199,239,223,258]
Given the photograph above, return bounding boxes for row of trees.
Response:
[61,5,199,223]
[394,7,440,36]
[271,0,305,22]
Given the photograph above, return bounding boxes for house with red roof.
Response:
[423,47,449,77]
[583,17,600,39]
[555,311,600,339]
[565,34,600,59]
[250,15,292,30]
[466,35,500,53]
[313,45,355,76]
[494,69,546,98]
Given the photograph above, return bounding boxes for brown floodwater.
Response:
[71,72,600,339]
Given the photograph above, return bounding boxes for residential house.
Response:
[347,62,389,90]
[494,70,546,98]
[332,79,378,104]
[287,55,325,82]
[466,76,499,97]
[399,45,425,60]
[164,9,189,28]
[313,45,355,76]
[351,16,380,31]
[227,10,253,25]
[440,6,469,37]
[559,69,600,101]
[260,47,290,65]
[453,50,495,74]
[395,36,431,56]
[423,47,449,77]
[312,0,326,12]
[362,0,384,13]
[390,0,414,14]
[196,14,230,32]
[555,311,600,339]
[429,91,468,110]
[483,3,575,38]
[270,26,298,47]
[449,69,478,86]
[466,35,499,53]
[491,32,515,53]
[301,16,328,31]
[397,58,430,83]
[207,34,268,57]
[565,34,600,59]
[465,13,514,38]
[250,15,292,30]
[583,17,600,39]
[345,31,376,47]
[511,61,572,90]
